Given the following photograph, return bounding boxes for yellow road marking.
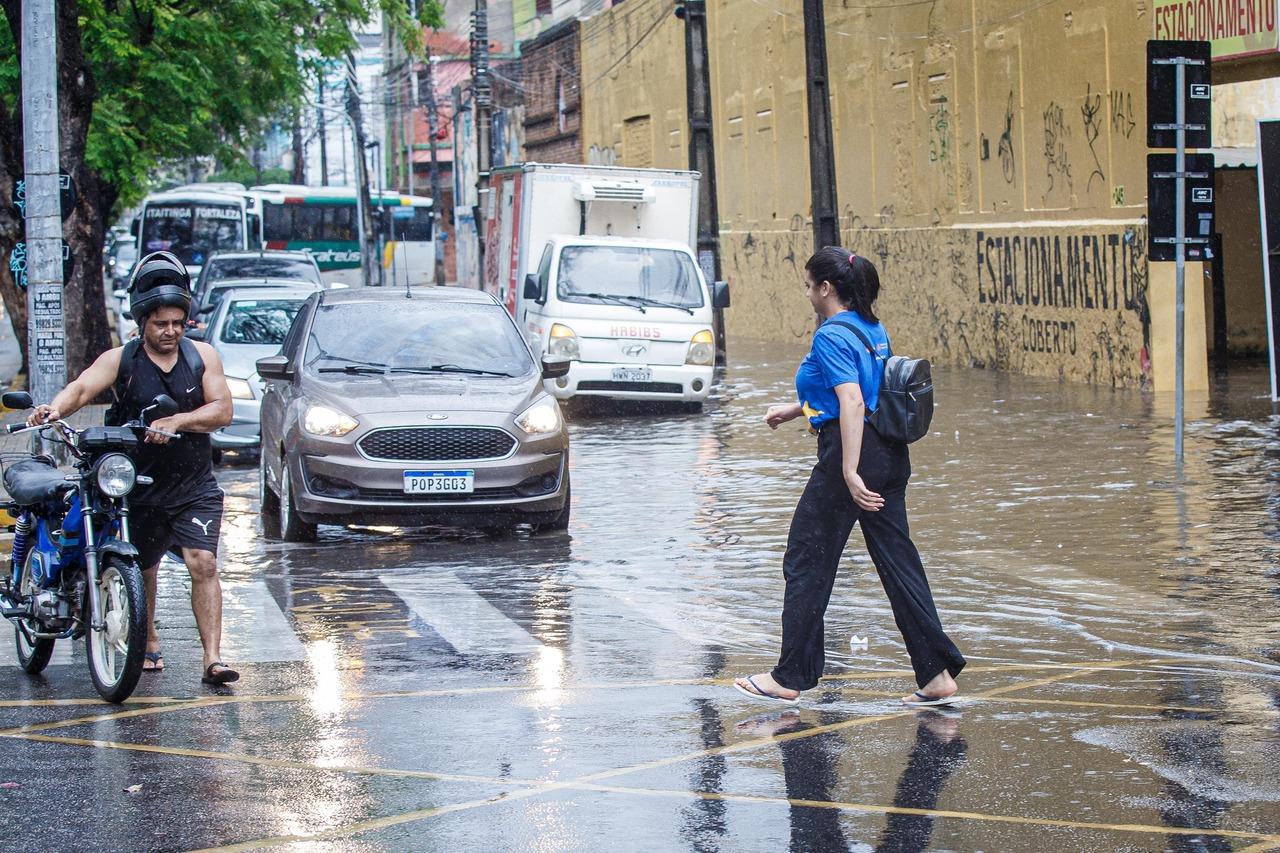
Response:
[10,733,523,787]
[1236,841,1280,852]
[0,696,188,708]
[573,782,1280,843]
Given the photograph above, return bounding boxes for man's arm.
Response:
[145,342,233,442]
[28,348,123,426]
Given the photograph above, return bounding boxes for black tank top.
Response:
[110,339,218,505]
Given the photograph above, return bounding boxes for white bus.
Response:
[249,185,434,288]
[131,185,255,279]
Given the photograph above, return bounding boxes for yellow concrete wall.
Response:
[580,0,1165,386]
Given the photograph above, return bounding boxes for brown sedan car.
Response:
[256,288,571,541]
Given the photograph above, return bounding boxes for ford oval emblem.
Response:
[426,413,448,421]
[623,343,648,357]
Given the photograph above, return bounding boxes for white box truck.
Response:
[483,162,729,406]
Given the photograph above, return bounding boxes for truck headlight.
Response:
[304,405,358,437]
[96,453,136,498]
[686,329,715,366]
[227,376,254,400]
[548,323,580,360]
[516,398,562,435]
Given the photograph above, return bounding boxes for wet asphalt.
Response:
[0,338,1278,851]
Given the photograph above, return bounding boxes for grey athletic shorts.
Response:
[130,490,224,569]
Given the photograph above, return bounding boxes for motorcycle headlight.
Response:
[516,398,563,435]
[548,323,580,360]
[96,453,136,498]
[686,329,715,366]
[304,404,358,437]
[227,376,254,400]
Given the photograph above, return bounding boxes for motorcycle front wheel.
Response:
[85,556,146,703]
[14,552,55,675]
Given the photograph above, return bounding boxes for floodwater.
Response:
[1,338,1277,851]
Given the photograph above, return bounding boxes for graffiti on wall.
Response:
[1081,84,1106,193]
[1043,102,1073,194]
[998,92,1017,184]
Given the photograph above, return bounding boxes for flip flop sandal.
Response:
[901,690,959,707]
[142,651,164,672]
[201,662,240,685]
[732,675,800,706]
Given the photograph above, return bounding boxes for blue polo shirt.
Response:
[795,311,890,429]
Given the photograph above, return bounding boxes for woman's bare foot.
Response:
[733,672,801,703]
[901,669,958,705]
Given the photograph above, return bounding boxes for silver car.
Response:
[256,288,572,540]
[193,287,315,459]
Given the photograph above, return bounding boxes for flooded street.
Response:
[2,338,1278,851]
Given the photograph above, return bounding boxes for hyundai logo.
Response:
[622,343,648,357]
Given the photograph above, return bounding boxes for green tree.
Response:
[0,0,441,381]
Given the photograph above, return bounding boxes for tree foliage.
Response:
[0,0,443,379]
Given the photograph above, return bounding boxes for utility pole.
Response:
[678,0,725,362]
[802,0,839,251]
[317,75,330,186]
[22,0,66,402]
[344,51,377,285]
[423,51,447,285]
[472,0,492,285]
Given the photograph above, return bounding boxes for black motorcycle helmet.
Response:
[127,251,192,323]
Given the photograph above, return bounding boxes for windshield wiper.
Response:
[317,364,387,375]
[619,295,695,315]
[570,291,645,313]
[394,364,515,377]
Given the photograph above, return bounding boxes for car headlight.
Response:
[227,376,254,400]
[686,329,715,366]
[516,398,562,435]
[96,453,136,498]
[303,404,358,437]
[548,323,580,360]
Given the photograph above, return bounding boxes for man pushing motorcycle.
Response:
[27,251,240,685]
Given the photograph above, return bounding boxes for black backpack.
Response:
[104,338,204,427]
[827,320,934,444]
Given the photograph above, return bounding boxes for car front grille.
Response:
[357,427,516,462]
[577,381,684,394]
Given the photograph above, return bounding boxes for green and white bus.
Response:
[250,185,435,288]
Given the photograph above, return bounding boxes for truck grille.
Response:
[577,381,684,394]
[357,427,516,462]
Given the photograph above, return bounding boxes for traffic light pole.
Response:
[802,0,839,251]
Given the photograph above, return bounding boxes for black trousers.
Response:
[771,423,966,692]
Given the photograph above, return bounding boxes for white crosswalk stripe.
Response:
[380,571,544,656]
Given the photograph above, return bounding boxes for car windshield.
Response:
[219,299,305,345]
[206,256,318,284]
[140,203,244,268]
[304,301,533,377]
[557,245,704,309]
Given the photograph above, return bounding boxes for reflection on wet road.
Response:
[1,339,1278,851]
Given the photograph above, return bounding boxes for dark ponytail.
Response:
[805,246,880,324]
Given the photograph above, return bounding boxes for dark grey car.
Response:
[256,288,571,540]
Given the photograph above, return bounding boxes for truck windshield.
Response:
[557,246,704,309]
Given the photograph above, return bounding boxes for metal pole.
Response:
[474,0,491,284]
[423,54,447,286]
[1174,60,1186,467]
[682,0,726,363]
[318,76,329,186]
[21,0,66,403]
[801,0,840,251]
[375,142,385,287]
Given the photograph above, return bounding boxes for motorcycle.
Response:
[0,391,178,702]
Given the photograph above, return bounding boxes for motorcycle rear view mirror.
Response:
[2,391,34,411]
[144,394,180,423]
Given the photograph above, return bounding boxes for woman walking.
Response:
[734,248,965,707]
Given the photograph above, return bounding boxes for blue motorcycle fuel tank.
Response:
[29,493,86,589]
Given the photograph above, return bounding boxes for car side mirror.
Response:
[523,273,542,303]
[122,309,133,321]
[197,304,215,316]
[256,354,294,381]
[712,280,731,310]
[185,326,205,341]
[541,355,571,380]
[112,289,127,301]
[129,219,139,237]
[2,391,34,411]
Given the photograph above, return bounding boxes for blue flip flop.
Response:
[733,675,800,706]
[901,690,958,707]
